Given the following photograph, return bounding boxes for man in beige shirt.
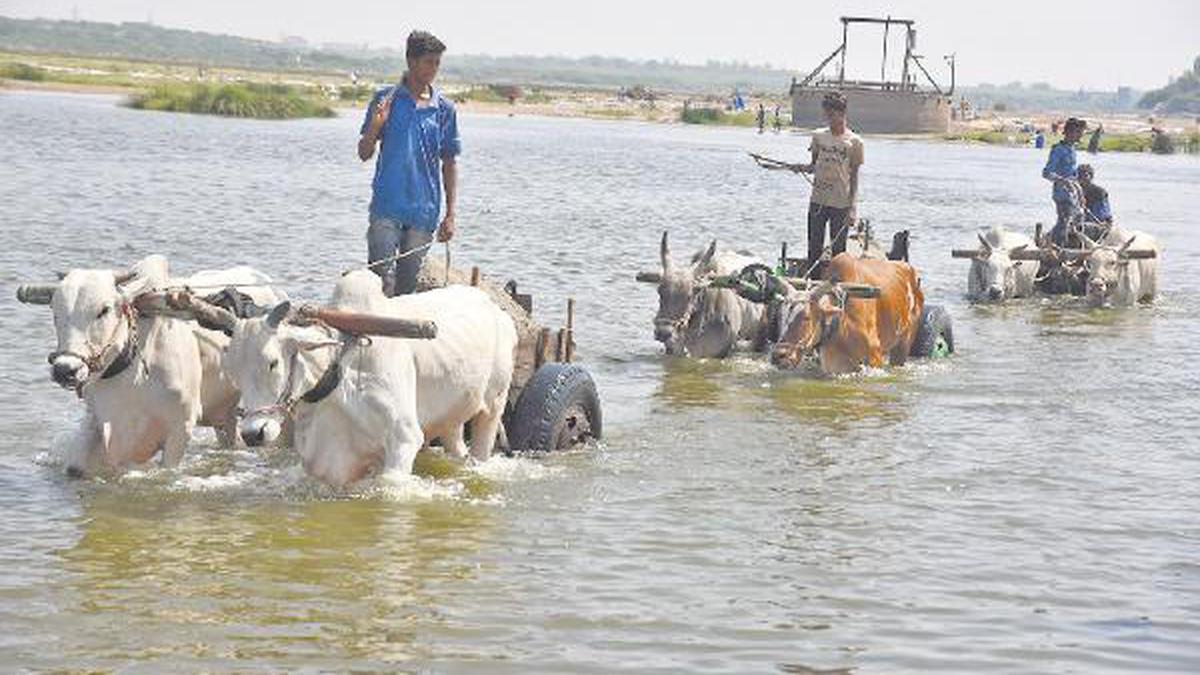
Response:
[793,91,864,278]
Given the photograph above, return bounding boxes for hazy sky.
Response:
[2,0,1197,89]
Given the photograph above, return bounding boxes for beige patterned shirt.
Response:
[809,127,864,209]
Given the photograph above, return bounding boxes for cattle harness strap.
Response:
[48,302,141,398]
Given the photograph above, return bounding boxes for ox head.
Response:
[47,256,166,389]
[637,231,720,355]
[224,301,337,447]
[771,284,845,369]
[1079,234,1143,307]
[966,233,1024,303]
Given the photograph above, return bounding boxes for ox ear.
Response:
[660,231,672,273]
[265,301,293,330]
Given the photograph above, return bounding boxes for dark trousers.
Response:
[806,202,851,277]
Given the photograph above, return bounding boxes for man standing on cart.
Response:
[358,30,461,296]
[1042,117,1086,246]
[790,91,864,279]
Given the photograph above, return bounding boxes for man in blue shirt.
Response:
[358,30,461,296]
[1042,117,1086,246]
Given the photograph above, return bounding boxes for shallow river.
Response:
[1,90,1198,673]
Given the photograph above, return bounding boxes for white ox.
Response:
[223,270,518,487]
[1079,226,1160,307]
[641,232,768,359]
[964,226,1039,302]
[47,255,283,476]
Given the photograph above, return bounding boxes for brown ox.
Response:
[772,253,923,375]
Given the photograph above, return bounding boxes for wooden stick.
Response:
[536,327,552,369]
[951,249,981,259]
[565,298,576,363]
[470,266,481,287]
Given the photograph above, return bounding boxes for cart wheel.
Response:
[910,304,955,359]
[507,363,601,453]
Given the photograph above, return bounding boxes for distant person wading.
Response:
[358,30,461,296]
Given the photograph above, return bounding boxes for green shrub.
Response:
[127,82,335,119]
[680,107,755,127]
[0,62,47,81]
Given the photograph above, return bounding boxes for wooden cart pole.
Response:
[536,327,552,369]
[565,297,576,363]
[470,266,481,287]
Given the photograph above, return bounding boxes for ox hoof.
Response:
[65,465,86,480]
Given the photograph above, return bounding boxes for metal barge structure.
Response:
[790,16,956,134]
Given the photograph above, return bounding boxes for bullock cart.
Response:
[950,222,1156,299]
[16,261,602,456]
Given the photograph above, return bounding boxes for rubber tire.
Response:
[910,304,955,358]
[506,363,602,453]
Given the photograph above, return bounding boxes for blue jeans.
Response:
[367,216,434,296]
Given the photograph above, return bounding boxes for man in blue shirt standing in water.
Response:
[358,30,461,296]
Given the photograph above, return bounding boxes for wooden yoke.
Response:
[296,305,438,340]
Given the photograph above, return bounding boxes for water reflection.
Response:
[53,489,496,668]
[752,373,908,431]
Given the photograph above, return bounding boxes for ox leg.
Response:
[468,407,504,463]
[889,342,910,367]
[382,417,424,478]
[866,336,886,369]
[442,424,469,462]
[215,409,241,448]
[63,417,103,478]
[160,421,192,469]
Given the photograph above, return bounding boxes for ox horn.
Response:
[1116,235,1140,258]
[660,231,671,272]
[265,301,293,329]
[1078,232,1098,250]
[698,239,718,268]
[976,233,994,256]
[16,283,58,305]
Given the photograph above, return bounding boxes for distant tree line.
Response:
[1138,56,1200,115]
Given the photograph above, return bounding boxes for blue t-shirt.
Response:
[1042,141,1076,203]
[361,84,461,230]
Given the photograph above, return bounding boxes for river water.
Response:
[1,90,1198,673]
